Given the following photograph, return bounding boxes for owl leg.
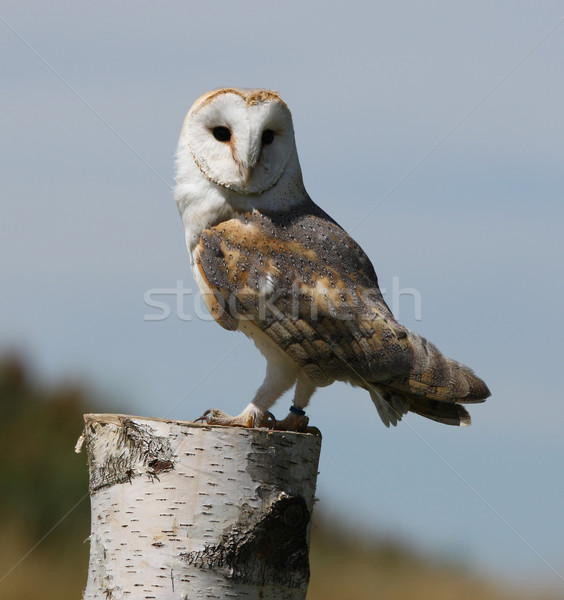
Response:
[274,371,321,435]
[195,359,298,428]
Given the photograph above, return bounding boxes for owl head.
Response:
[176,88,302,197]
[175,88,309,250]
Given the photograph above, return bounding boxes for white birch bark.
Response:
[79,414,322,600]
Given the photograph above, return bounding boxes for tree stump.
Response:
[79,414,322,600]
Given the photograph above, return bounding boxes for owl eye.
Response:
[212,126,231,142]
[261,129,275,145]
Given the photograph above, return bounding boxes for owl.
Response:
[174,88,490,432]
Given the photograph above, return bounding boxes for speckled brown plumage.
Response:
[193,197,489,425]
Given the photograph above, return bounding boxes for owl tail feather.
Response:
[368,386,409,428]
[368,332,490,427]
[407,397,471,426]
[369,384,480,427]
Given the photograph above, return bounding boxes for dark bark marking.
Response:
[87,419,174,492]
[180,493,310,589]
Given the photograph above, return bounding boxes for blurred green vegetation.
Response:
[0,354,92,599]
[0,355,555,599]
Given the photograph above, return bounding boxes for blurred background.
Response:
[1,1,563,598]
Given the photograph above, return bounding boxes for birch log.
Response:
[79,414,322,600]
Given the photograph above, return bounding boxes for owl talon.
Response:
[193,408,264,428]
[303,425,322,436]
[274,412,321,436]
[194,409,212,423]
[265,411,277,429]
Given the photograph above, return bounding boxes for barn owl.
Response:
[174,87,490,432]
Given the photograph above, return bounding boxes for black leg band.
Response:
[289,405,306,416]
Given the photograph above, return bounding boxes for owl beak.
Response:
[237,141,260,188]
[240,165,253,187]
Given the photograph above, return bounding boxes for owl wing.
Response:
[193,202,489,425]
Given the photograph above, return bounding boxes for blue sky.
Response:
[1,1,563,589]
